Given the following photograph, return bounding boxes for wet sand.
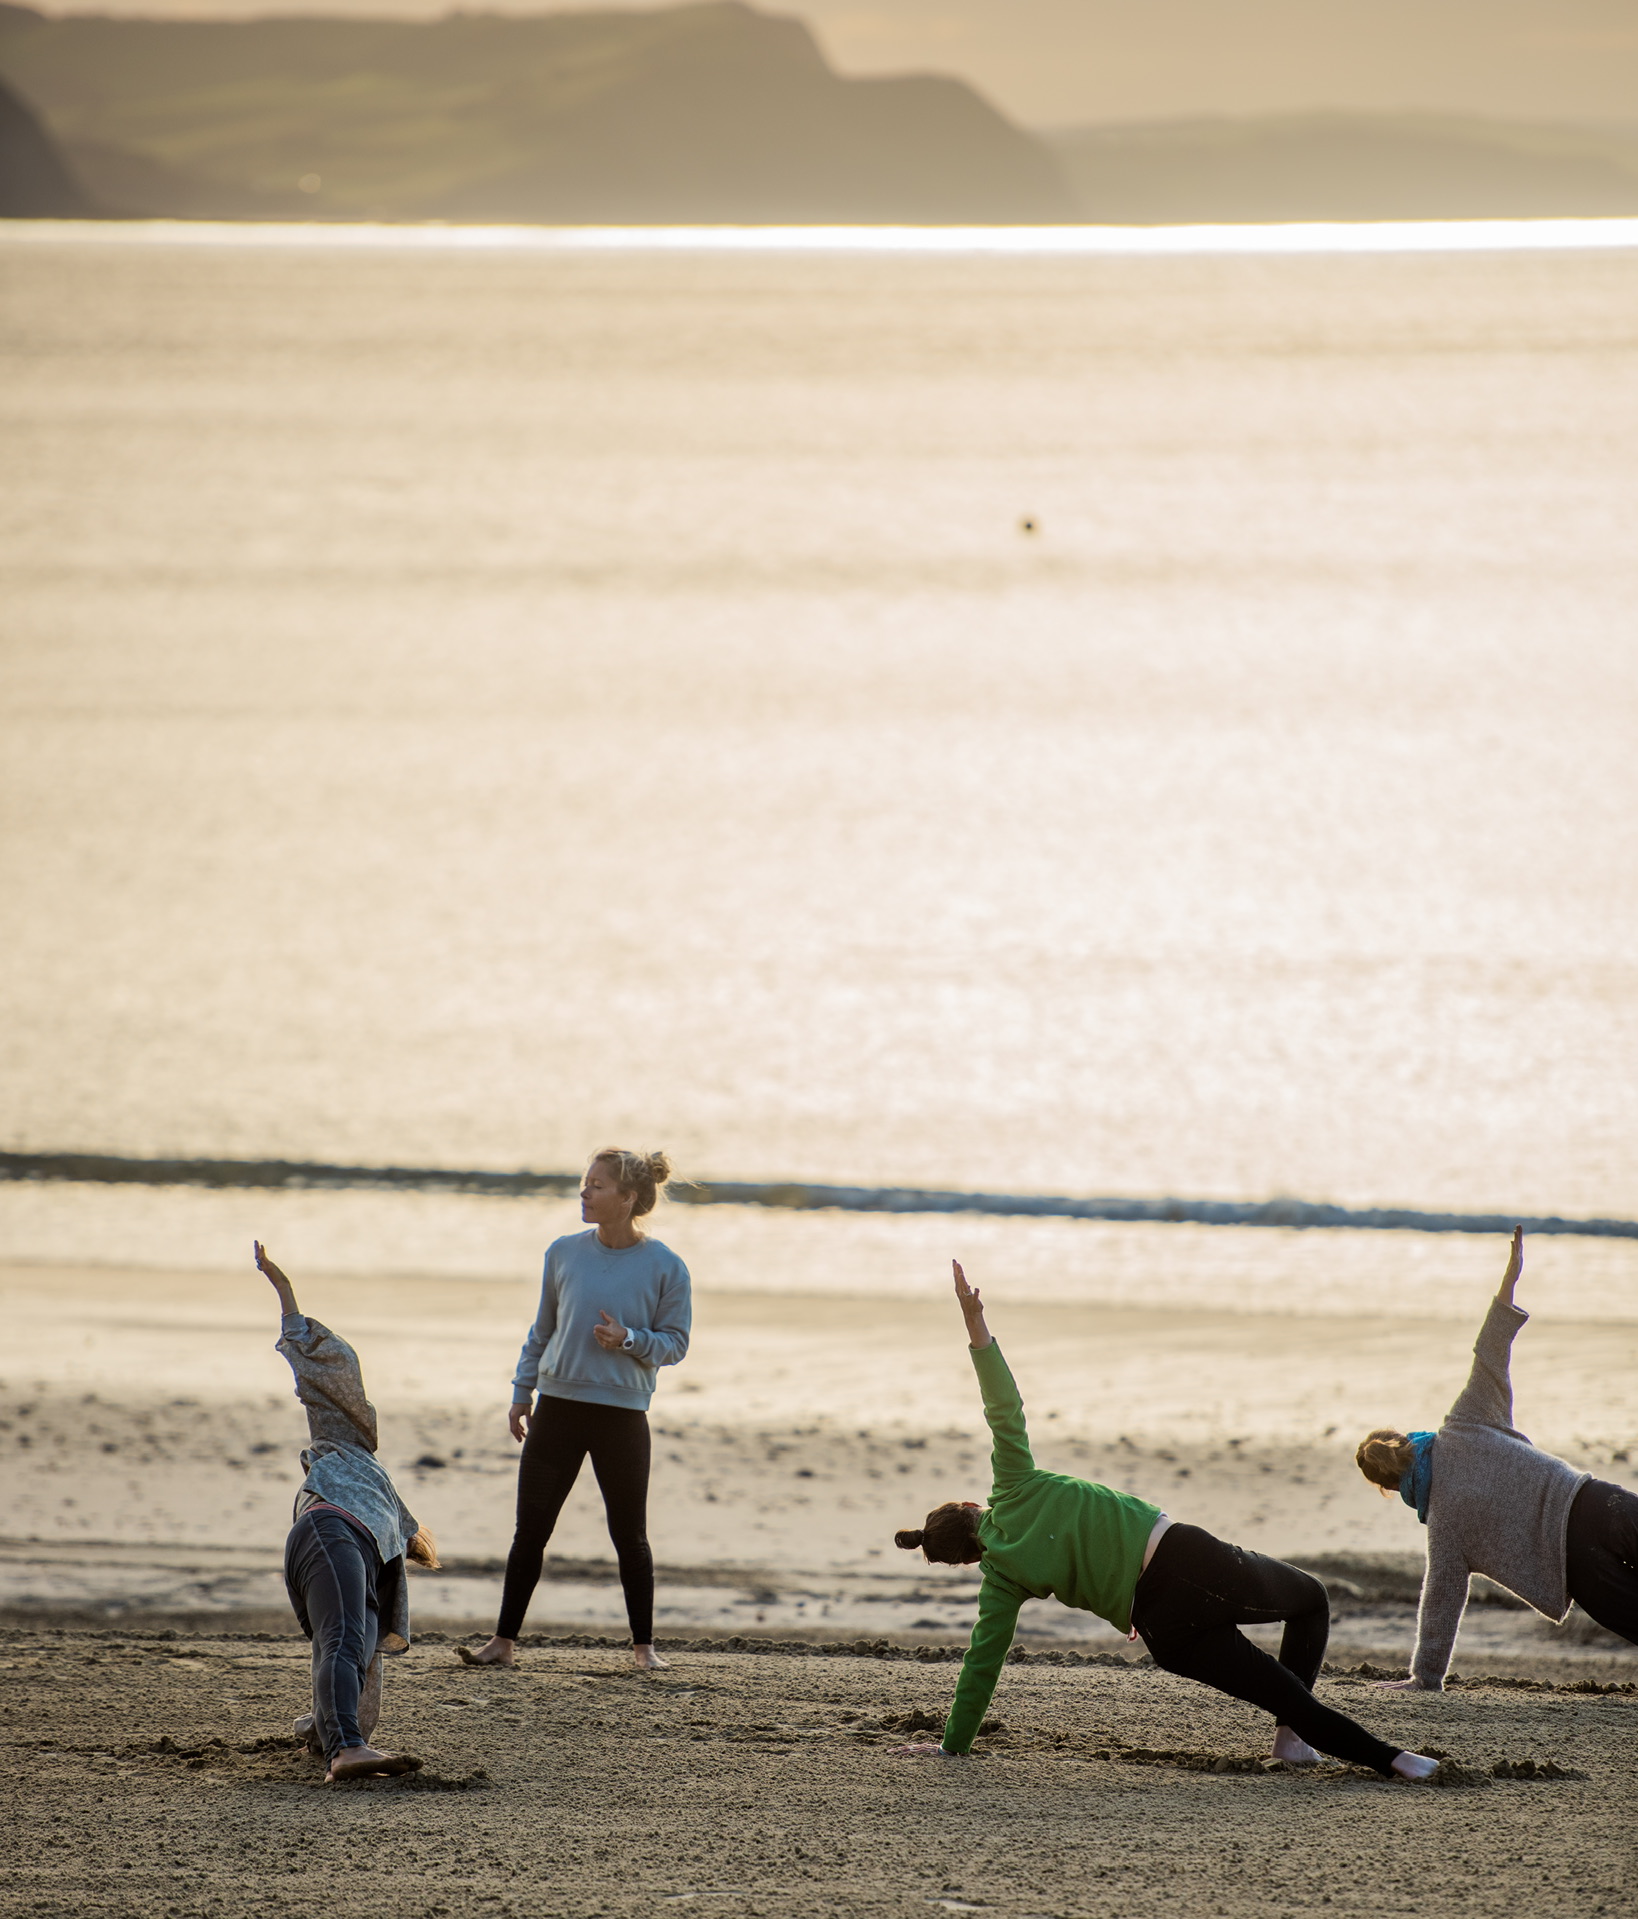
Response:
[4,1261,1636,1651]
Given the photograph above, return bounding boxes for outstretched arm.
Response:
[954,1260,1034,1492]
[1446,1228,1529,1434]
[255,1240,299,1318]
[261,1242,380,1453]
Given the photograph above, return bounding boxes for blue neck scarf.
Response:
[1398,1431,1436,1524]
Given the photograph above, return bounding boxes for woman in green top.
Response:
[893,1264,1438,1781]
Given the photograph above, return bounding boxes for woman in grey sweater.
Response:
[463,1148,692,1671]
[1356,1228,1637,1690]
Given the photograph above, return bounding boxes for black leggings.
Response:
[496,1395,654,1644]
[1132,1524,1401,1775]
[1566,1478,1638,1644]
[283,1509,382,1760]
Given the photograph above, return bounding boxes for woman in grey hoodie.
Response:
[257,1241,440,1779]
[463,1147,691,1671]
[1355,1228,1637,1690]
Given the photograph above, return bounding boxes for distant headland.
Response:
[0,1,1075,223]
[2,0,1636,225]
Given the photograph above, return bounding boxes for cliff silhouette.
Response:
[3,2,1634,227]
[0,65,92,215]
[0,1,1076,223]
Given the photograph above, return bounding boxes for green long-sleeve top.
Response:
[940,1341,1160,1754]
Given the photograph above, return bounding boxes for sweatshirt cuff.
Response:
[280,1312,309,1334]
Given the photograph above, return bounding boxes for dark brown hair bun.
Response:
[894,1528,924,1551]
[1355,1428,1416,1491]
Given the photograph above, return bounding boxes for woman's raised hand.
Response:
[953,1260,991,1349]
[253,1241,298,1314]
[1499,1226,1524,1304]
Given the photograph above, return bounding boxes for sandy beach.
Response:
[3,1627,1635,1919]
[4,1259,1635,1670]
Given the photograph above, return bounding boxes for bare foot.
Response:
[457,1637,515,1668]
[1271,1726,1321,1766]
[325,1745,422,1783]
[292,1712,324,1757]
[633,1643,669,1671]
[1391,1750,1439,1782]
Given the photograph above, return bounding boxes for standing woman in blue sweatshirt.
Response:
[464,1148,691,1670]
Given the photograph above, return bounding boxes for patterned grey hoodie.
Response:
[277,1313,420,1650]
[1411,1294,1589,1688]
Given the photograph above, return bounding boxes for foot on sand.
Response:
[325,1746,423,1783]
[1391,1751,1440,1782]
[457,1638,515,1668]
[1271,1726,1320,1766]
[633,1644,669,1671]
[292,1712,323,1757]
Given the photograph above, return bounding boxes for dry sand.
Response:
[2,1628,1635,1918]
[3,1259,1636,1916]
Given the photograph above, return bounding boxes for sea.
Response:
[3,220,1636,1320]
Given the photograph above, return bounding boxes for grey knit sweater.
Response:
[1411,1293,1589,1688]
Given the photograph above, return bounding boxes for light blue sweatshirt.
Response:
[511,1230,692,1412]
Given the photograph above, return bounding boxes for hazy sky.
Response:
[26,0,1638,128]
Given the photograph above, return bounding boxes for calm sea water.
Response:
[3,225,1637,1300]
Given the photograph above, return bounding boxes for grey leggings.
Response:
[1131,1524,1401,1775]
[283,1508,382,1759]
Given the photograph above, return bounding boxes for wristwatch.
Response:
[621,1329,636,1352]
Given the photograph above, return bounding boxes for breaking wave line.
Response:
[1,1150,1634,1241]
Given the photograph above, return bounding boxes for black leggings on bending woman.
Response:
[496,1395,654,1644]
[1566,1478,1638,1644]
[1132,1524,1401,1775]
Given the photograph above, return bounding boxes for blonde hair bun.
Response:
[590,1146,673,1218]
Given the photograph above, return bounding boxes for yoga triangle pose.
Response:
[893,1261,1440,1780]
[1356,1227,1637,1692]
[257,1241,438,1782]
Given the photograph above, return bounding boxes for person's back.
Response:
[971,1340,1158,1630]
